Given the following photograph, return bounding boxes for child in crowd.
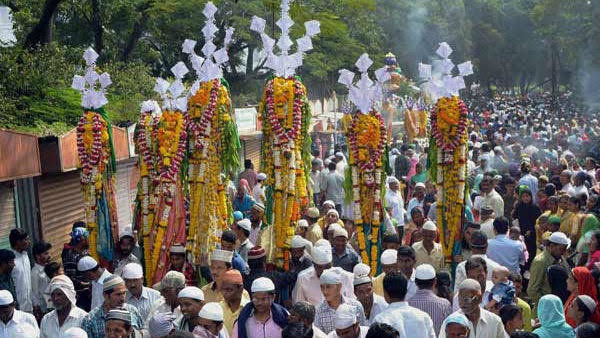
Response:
[486,266,516,312]
[509,226,529,266]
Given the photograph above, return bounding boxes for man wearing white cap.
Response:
[408,264,451,335]
[81,275,144,338]
[352,264,388,324]
[292,246,355,306]
[122,263,161,319]
[193,302,229,338]
[145,271,185,330]
[295,219,310,238]
[385,176,405,229]
[0,289,39,337]
[326,303,369,338]
[527,231,571,310]
[290,235,313,274]
[372,249,398,298]
[252,173,267,205]
[439,279,504,338]
[305,207,324,244]
[202,249,250,303]
[412,221,445,270]
[406,182,426,221]
[113,226,141,277]
[168,244,196,286]
[40,275,88,338]
[314,268,366,334]
[232,277,288,338]
[332,227,360,273]
[334,152,347,176]
[372,272,435,338]
[235,219,254,264]
[177,286,205,332]
[77,255,112,310]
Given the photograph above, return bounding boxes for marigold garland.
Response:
[346,111,386,273]
[260,76,311,267]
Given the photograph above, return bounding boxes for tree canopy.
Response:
[1,0,598,134]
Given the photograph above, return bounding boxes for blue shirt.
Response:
[232,195,255,217]
[232,251,249,275]
[487,234,524,273]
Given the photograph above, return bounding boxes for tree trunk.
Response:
[246,46,254,75]
[91,0,103,54]
[23,0,64,48]
[122,2,153,62]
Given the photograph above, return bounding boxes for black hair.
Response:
[241,228,250,238]
[167,331,196,338]
[508,272,522,283]
[544,183,557,196]
[365,322,400,338]
[328,161,337,171]
[33,241,52,257]
[465,256,487,274]
[509,332,540,338]
[282,322,313,338]
[410,206,424,216]
[382,233,400,244]
[0,249,15,264]
[72,221,86,230]
[290,301,316,323]
[383,271,408,300]
[9,228,28,247]
[244,159,253,169]
[575,322,600,338]
[493,216,510,235]
[221,230,237,243]
[248,257,264,270]
[435,270,453,303]
[415,278,435,289]
[44,262,62,279]
[464,222,481,230]
[397,246,416,260]
[499,304,521,325]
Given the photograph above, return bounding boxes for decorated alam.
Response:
[2,1,600,338]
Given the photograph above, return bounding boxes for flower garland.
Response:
[260,76,311,268]
[429,96,468,261]
[156,111,188,183]
[346,111,386,273]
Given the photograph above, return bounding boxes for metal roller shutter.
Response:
[115,160,137,232]
[0,182,16,249]
[244,138,262,172]
[38,172,85,261]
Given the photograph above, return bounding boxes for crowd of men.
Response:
[1,92,600,338]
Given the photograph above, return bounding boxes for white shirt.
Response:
[40,305,88,338]
[0,309,40,337]
[454,254,500,293]
[292,266,355,306]
[31,263,50,312]
[326,326,369,338]
[366,294,389,324]
[252,183,265,205]
[372,301,435,338]
[438,309,505,338]
[11,249,32,312]
[385,189,405,226]
[91,269,112,310]
[473,190,504,218]
[145,297,183,329]
[571,185,589,199]
[313,325,329,338]
[126,286,162,319]
[479,218,495,240]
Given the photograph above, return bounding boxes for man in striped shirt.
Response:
[408,264,452,336]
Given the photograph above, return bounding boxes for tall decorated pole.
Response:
[72,48,118,263]
[148,63,189,284]
[250,0,320,267]
[182,1,241,264]
[420,42,474,263]
[338,54,390,274]
[133,100,161,286]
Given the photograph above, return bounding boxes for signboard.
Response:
[235,107,258,133]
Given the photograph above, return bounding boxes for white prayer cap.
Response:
[353,263,370,276]
[353,274,372,286]
[148,312,176,337]
[211,249,233,263]
[297,219,309,228]
[333,227,348,239]
[307,207,321,218]
[122,263,144,279]
[119,224,134,240]
[177,286,205,301]
[548,231,571,248]
[77,256,98,272]
[323,200,335,208]
[386,176,400,185]
[60,327,88,338]
[0,290,13,305]
[103,275,125,292]
[237,218,252,231]
[326,209,339,217]
[328,223,343,234]
[415,182,426,189]
[291,235,307,249]
[251,277,275,293]
[169,244,186,254]
[415,264,436,280]
[320,267,342,285]
[257,173,267,181]
[312,246,332,265]
[335,152,344,157]
[6,322,37,337]
[314,239,331,249]
[334,303,357,330]
[198,302,224,321]
[458,278,481,292]
[577,295,597,314]
[422,221,437,231]
[380,249,397,265]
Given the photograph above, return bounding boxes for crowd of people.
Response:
[1,92,600,338]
